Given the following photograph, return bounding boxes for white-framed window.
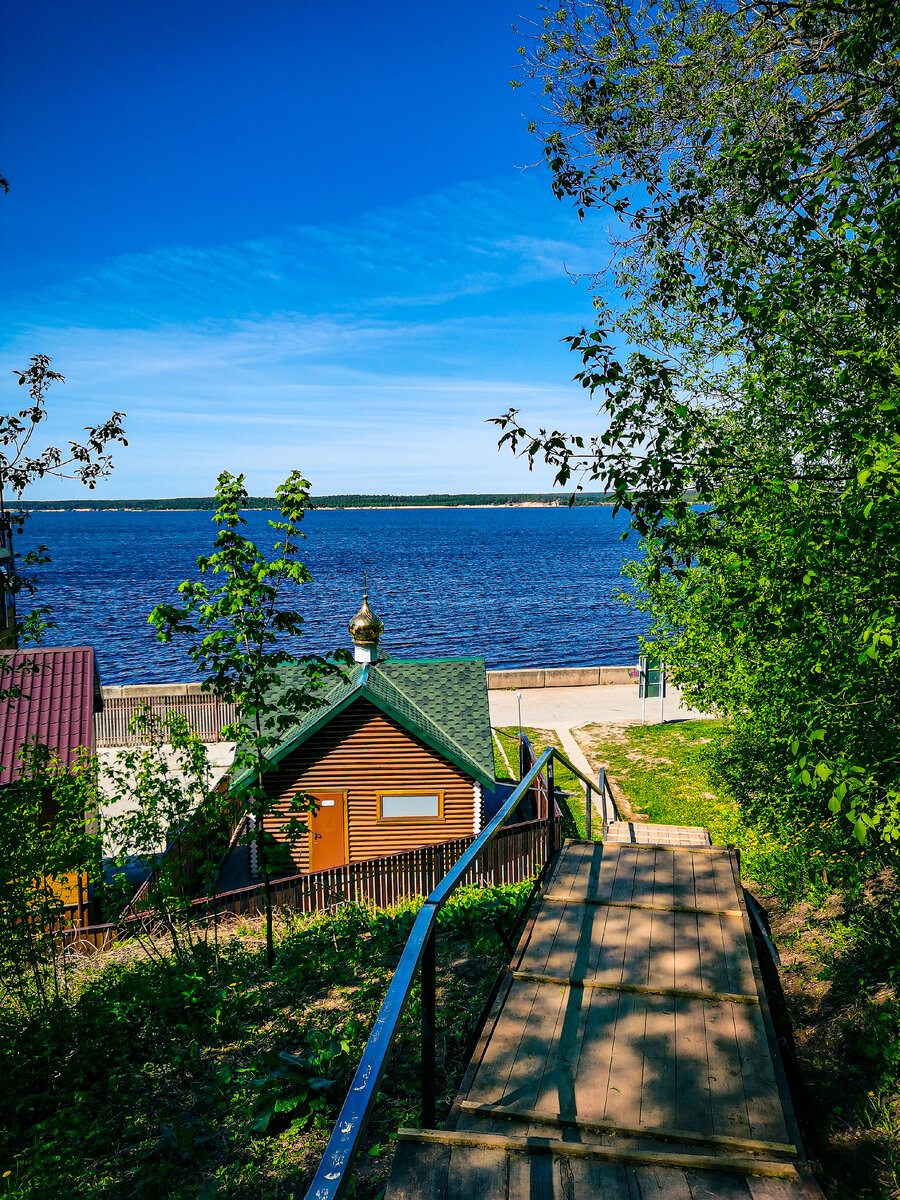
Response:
[376,791,444,821]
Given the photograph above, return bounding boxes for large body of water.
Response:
[21,507,647,685]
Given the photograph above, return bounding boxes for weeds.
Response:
[0,883,529,1199]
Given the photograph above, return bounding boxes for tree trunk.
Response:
[256,794,274,967]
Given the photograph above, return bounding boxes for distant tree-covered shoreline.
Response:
[16,492,622,511]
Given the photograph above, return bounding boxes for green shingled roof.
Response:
[232,656,496,789]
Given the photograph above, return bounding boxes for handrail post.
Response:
[518,733,531,819]
[586,782,592,841]
[598,767,608,828]
[421,923,436,1129]
[303,747,555,1200]
[546,757,556,860]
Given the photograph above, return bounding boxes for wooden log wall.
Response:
[263,699,480,870]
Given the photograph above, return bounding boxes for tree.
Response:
[495,0,900,843]
[148,471,345,965]
[0,742,100,1012]
[1,354,127,655]
[102,707,232,967]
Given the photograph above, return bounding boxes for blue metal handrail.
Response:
[303,746,558,1200]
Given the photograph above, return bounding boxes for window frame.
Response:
[375,790,445,823]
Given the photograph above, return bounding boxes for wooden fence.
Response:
[57,817,558,954]
[95,689,236,745]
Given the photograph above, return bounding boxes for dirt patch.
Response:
[750,879,900,1198]
[572,723,647,822]
[573,722,629,754]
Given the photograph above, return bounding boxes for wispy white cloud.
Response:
[6,176,607,329]
[1,173,613,495]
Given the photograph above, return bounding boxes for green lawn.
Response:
[492,725,593,839]
[576,719,739,831]
[574,719,872,901]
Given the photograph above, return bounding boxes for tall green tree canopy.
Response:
[496,0,900,842]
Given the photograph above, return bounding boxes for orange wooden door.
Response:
[308,792,347,871]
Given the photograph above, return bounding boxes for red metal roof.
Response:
[0,647,102,785]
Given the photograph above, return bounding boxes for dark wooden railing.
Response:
[55,817,556,954]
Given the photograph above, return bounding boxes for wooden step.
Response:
[541,894,744,917]
[511,969,761,1005]
[604,821,713,847]
[456,1100,798,1158]
[395,1126,804,1178]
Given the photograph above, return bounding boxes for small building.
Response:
[0,646,104,921]
[0,646,103,786]
[233,589,496,874]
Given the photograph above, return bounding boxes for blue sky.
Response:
[1,0,611,499]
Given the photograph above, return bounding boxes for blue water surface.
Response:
[22,506,647,684]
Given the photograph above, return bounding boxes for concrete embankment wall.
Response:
[102,682,211,698]
[97,669,636,744]
[486,665,636,690]
[102,666,639,701]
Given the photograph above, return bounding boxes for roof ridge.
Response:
[367,664,489,782]
[233,656,495,792]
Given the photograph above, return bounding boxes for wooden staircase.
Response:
[384,837,824,1200]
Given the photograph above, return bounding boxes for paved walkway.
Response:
[556,727,595,786]
[385,836,823,1200]
[490,683,712,829]
[488,682,709,731]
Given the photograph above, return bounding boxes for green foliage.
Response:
[248,1037,359,1136]
[0,354,127,658]
[496,0,900,848]
[0,742,100,1013]
[0,883,530,1198]
[586,718,869,901]
[101,706,233,964]
[148,469,346,964]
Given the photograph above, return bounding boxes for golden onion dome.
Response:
[348,579,384,647]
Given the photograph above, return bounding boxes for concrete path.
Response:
[489,684,712,826]
[488,682,708,731]
[556,727,596,784]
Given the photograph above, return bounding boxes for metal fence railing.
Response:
[95,689,236,745]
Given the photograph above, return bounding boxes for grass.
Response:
[492,725,592,838]
[0,883,530,1199]
[575,718,875,900]
[575,719,731,828]
[574,718,900,1200]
